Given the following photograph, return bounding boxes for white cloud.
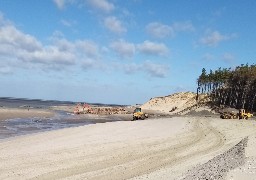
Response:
[34,36,100,64]
[82,58,99,70]
[18,46,76,65]
[0,25,42,53]
[146,22,174,39]
[0,66,12,75]
[110,39,135,58]
[143,61,169,78]
[172,21,195,32]
[53,0,115,13]
[53,0,67,9]
[60,19,76,27]
[0,16,104,71]
[75,40,99,58]
[200,30,237,47]
[123,63,140,74]
[146,21,195,39]
[137,40,169,56]
[104,16,126,34]
[22,38,100,65]
[0,12,11,26]
[0,23,77,66]
[120,61,169,78]
[87,0,115,13]
[0,14,169,78]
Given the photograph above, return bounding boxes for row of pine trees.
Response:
[197,64,256,112]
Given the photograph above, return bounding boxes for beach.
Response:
[1,115,256,179]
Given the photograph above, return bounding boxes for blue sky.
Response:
[0,0,256,105]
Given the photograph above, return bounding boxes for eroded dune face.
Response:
[141,92,209,114]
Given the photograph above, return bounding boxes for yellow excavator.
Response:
[220,111,238,119]
[238,109,253,119]
[132,108,148,121]
[220,109,253,120]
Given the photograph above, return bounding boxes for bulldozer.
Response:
[238,109,253,119]
[220,109,253,120]
[220,111,238,119]
[132,108,148,121]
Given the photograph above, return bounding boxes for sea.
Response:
[0,97,124,140]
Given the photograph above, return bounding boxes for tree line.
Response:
[197,64,256,112]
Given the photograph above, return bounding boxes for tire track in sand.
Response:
[30,118,225,180]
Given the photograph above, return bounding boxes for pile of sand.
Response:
[185,106,217,116]
[141,92,208,114]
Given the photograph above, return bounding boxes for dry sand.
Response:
[1,116,256,180]
[141,92,209,114]
[0,108,54,121]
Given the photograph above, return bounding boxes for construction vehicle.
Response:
[238,109,253,119]
[132,108,148,121]
[220,109,253,120]
[220,111,238,119]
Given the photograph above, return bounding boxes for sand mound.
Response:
[187,109,216,116]
[141,92,209,114]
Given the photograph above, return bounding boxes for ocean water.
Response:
[0,97,125,108]
[0,111,96,140]
[0,97,76,109]
[0,97,123,140]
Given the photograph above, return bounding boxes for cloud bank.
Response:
[0,14,169,78]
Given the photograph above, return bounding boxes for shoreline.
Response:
[0,107,135,140]
[0,108,55,121]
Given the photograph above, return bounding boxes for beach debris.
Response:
[169,106,177,112]
[73,103,128,115]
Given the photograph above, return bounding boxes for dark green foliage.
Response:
[197,64,256,112]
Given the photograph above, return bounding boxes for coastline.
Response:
[0,108,54,121]
[1,99,256,179]
[0,107,134,140]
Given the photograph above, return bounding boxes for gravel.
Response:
[186,109,216,117]
[182,137,248,180]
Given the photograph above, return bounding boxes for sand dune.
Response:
[141,92,209,114]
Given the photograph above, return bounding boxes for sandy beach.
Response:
[0,108,54,121]
[1,115,256,180]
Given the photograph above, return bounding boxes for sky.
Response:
[0,0,256,105]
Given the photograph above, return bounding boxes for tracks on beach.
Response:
[32,118,226,180]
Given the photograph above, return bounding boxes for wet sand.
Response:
[0,108,54,121]
[0,107,134,140]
